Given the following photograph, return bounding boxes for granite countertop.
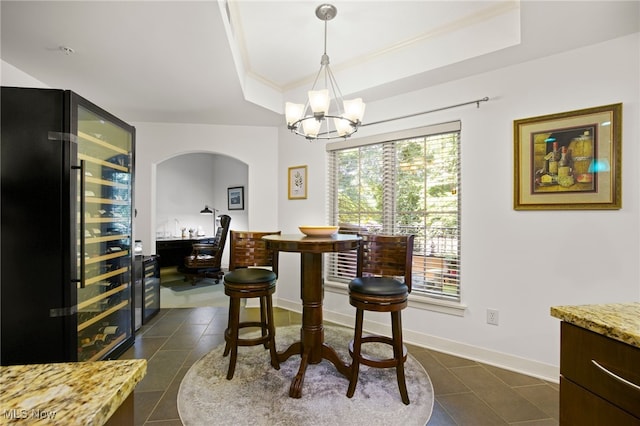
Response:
[550,302,640,348]
[0,359,146,425]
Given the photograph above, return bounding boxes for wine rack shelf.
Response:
[77,300,129,332]
[83,333,126,362]
[78,283,128,311]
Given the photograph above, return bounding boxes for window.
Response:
[326,122,461,301]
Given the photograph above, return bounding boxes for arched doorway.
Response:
[156,152,248,239]
[155,152,248,307]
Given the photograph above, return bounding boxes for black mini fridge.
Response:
[1,87,136,365]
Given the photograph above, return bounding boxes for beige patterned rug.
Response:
[177,325,433,425]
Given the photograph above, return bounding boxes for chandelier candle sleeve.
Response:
[334,117,353,137]
[302,118,322,138]
[309,89,330,116]
[286,103,305,126]
[343,98,366,122]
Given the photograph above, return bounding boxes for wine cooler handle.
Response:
[72,160,86,288]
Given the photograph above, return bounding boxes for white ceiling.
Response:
[1,1,638,128]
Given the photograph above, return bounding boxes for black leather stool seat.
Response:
[349,276,408,296]
[225,268,276,285]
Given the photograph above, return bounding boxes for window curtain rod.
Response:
[361,96,489,128]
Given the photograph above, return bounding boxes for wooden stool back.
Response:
[358,234,413,288]
[347,233,415,405]
[223,231,281,380]
[228,231,280,271]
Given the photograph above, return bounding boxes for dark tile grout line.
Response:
[136,309,189,425]
[127,306,558,426]
[138,307,233,425]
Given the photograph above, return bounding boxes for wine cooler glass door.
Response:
[75,103,134,362]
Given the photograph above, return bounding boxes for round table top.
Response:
[263,233,360,253]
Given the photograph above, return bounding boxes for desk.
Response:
[263,233,360,398]
[156,237,214,267]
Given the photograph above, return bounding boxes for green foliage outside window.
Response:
[330,131,461,300]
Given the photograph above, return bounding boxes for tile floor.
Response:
[119,305,559,425]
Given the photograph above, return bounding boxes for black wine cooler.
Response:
[1,87,136,365]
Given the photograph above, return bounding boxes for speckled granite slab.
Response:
[0,359,146,425]
[551,302,640,348]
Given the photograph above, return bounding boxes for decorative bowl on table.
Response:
[299,226,339,237]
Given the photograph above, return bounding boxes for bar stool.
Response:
[223,231,281,380]
[346,234,415,405]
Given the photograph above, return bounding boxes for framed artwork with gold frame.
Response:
[288,165,307,200]
[514,103,622,210]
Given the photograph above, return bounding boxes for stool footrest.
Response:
[225,321,273,347]
[349,335,407,368]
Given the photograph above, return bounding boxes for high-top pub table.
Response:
[263,233,360,398]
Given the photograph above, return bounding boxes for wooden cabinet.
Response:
[560,322,640,425]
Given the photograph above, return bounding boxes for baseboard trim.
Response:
[274,296,559,383]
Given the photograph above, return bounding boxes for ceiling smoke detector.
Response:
[59,46,75,55]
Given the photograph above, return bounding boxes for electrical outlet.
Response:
[487,309,499,325]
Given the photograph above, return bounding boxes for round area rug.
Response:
[178,325,433,425]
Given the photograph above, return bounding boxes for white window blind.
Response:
[326,122,461,301]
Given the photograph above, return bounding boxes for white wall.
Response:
[155,153,247,239]
[131,122,279,262]
[1,60,49,88]
[275,33,640,381]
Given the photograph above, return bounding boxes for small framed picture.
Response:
[288,165,307,200]
[227,186,244,210]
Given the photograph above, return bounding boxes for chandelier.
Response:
[285,4,365,141]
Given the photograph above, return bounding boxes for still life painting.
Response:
[514,103,621,210]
